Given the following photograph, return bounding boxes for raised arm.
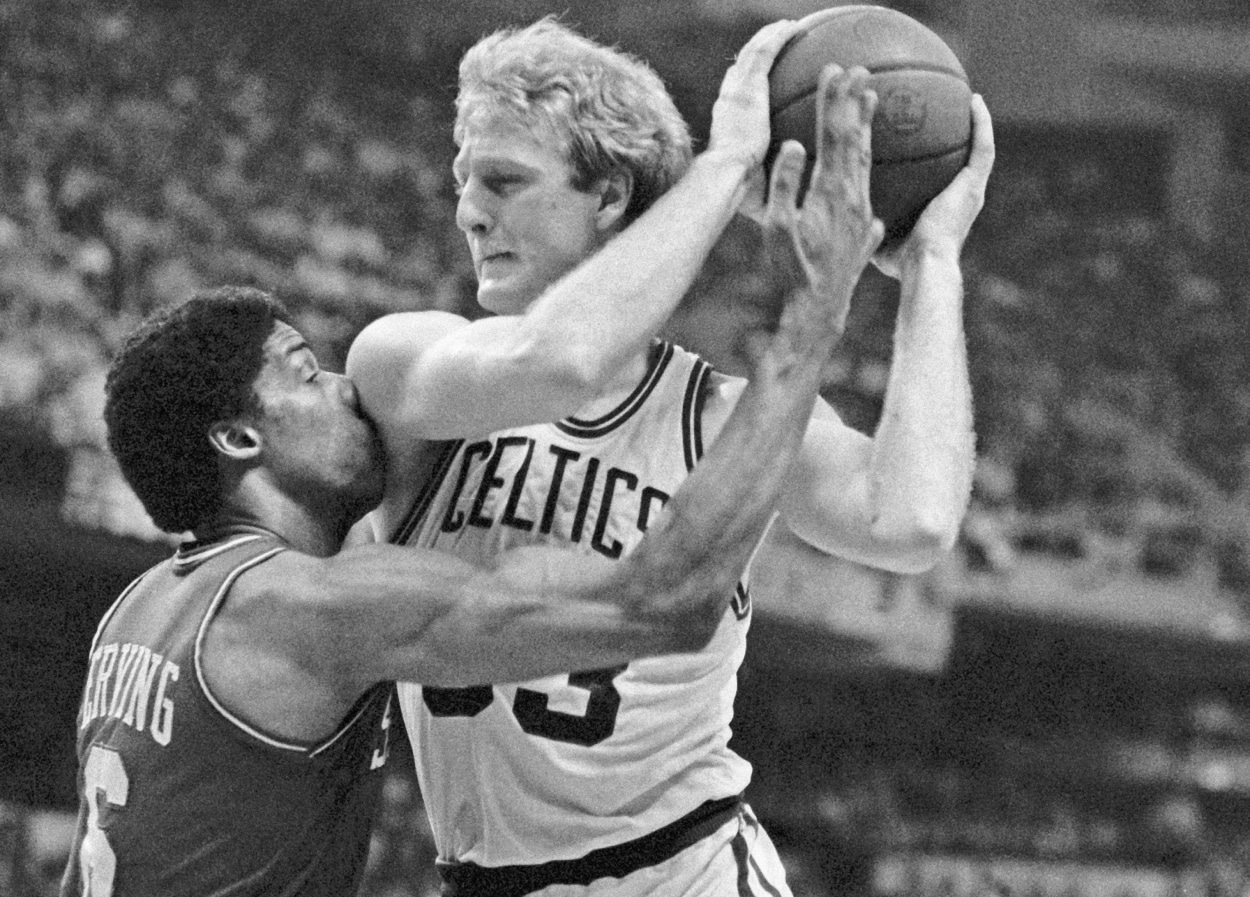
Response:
[777,84,994,574]
[345,20,802,441]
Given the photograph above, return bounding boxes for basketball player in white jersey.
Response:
[346,16,994,897]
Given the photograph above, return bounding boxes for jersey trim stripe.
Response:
[733,830,752,897]
[731,806,787,897]
[681,357,711,472]
[391,440,463,545]
[556,341,674,439]
[192,545,332,755]
[311,685,393,759]
[681,357,751,621]
[173,533,267,570]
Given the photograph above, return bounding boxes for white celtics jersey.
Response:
[392,341,754,867]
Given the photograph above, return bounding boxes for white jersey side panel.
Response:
[392,342,753,866]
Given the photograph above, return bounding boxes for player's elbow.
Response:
[868,512,959,574]
[345,319,409,424]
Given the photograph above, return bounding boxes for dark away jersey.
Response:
[61,532,395,897]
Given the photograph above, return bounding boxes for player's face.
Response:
[454,116,610,315]
[250,322,384,517]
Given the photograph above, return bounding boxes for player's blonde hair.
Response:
[455,16,693,224]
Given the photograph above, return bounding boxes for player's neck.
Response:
[210,488,353,558]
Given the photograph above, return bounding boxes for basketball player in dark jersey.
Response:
[61,157,871,897]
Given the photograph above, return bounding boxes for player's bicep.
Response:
[348,310,592,440]
[253,547,457,688]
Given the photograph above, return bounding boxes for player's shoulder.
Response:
[222,547,316,615]
[210,547,373,674]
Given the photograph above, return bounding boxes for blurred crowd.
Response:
[1,0,473,536]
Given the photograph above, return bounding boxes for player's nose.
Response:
[455,181,492,235]
[332,373,363,413]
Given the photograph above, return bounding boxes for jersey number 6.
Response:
[423,664,627,747]
[80,745,130,896]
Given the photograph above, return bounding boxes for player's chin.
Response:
[475,278,533,316]
[344,458,386,516]
[346,423,386,501]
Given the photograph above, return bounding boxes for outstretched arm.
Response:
[778,82,994,574]
[346,20,803,441]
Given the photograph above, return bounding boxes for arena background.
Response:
[2,0,1250,894]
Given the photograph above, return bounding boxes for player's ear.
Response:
[594,170,634,232]
[207,420,262,461]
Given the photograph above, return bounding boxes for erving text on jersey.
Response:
[80,641,180,745]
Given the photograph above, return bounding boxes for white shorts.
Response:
[527,803,792,897]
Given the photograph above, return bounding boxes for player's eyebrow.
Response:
[282,339,312,358]
[278,338,320,373]
[454,152,539,185]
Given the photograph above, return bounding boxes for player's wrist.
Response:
[899,234,962,272]
[695,144,759,180]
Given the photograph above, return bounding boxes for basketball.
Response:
[768,5,973,242]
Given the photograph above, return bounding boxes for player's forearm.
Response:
[320,542,725,687]
[515,150,752,388]
[303,539,719,688]
[627,334,828,620]
[868,242,975,558]
[291,545,620,688]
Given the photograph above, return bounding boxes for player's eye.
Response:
[484,173,521,195]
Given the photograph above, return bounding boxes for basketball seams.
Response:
[872,142,971,167]
[770,67,969,119]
